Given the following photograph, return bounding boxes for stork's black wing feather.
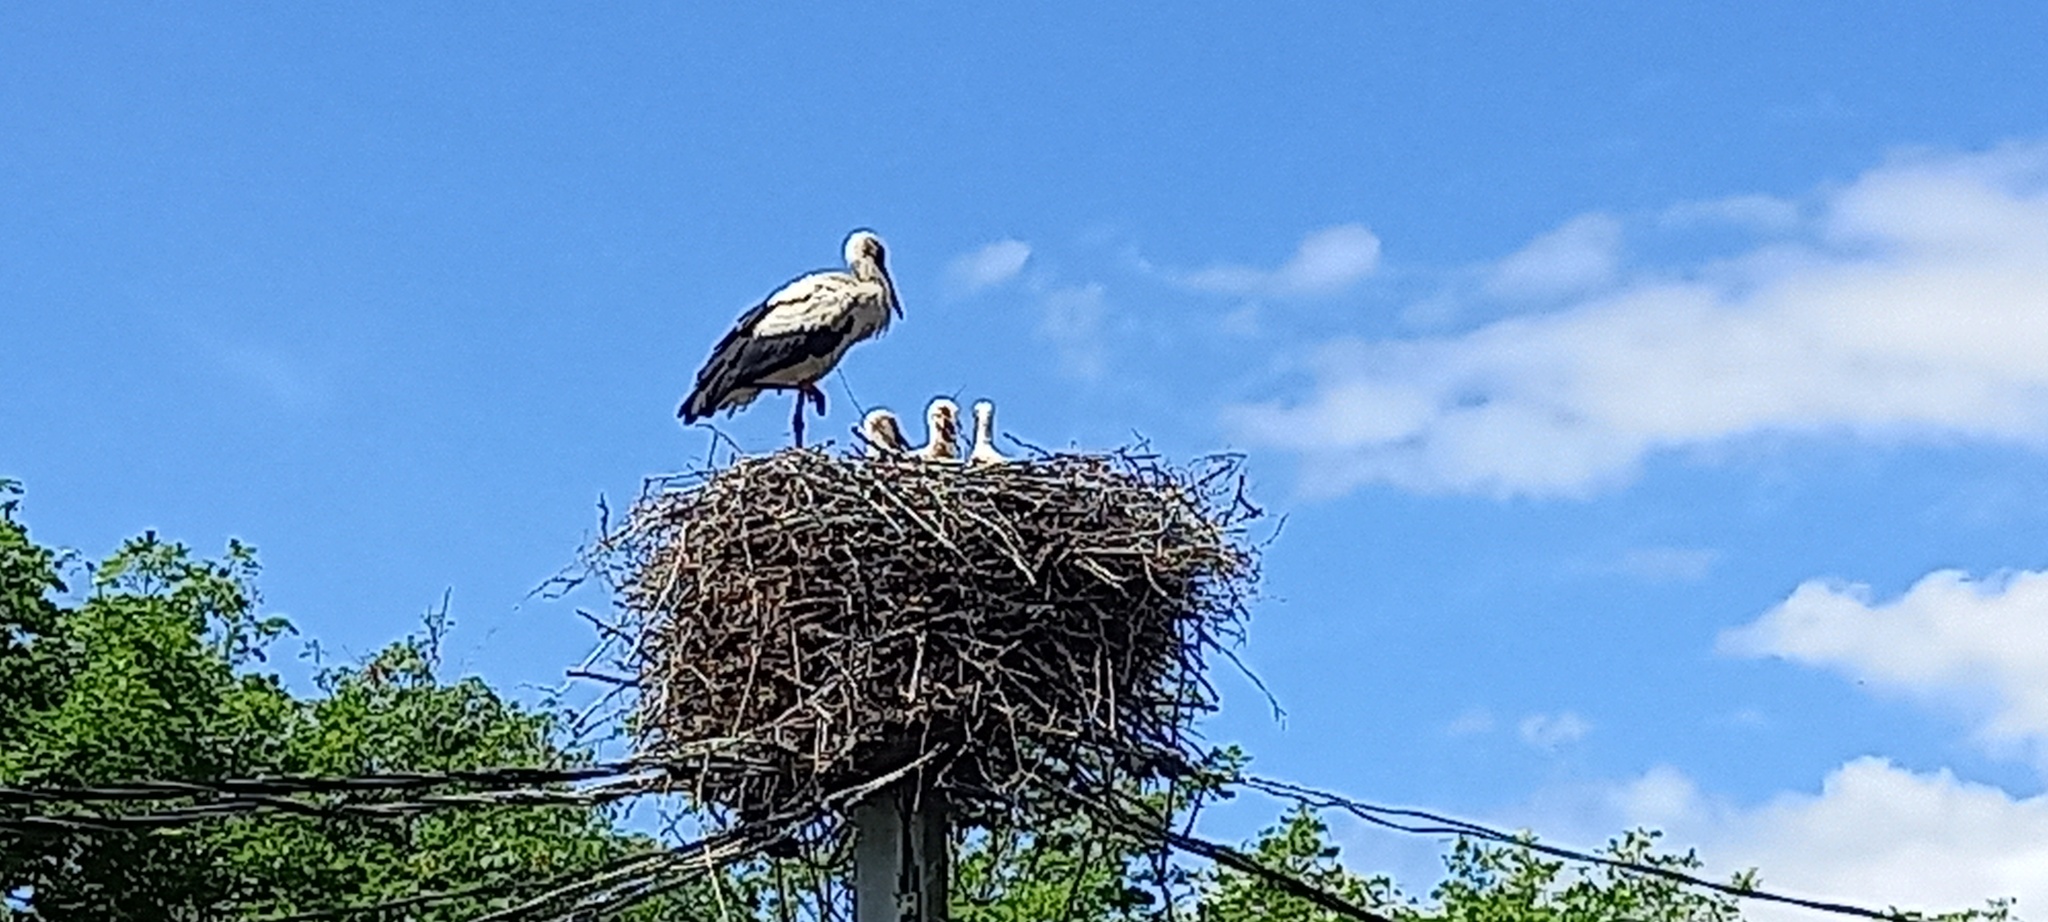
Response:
[679,306,848,421]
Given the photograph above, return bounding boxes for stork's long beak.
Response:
[886,279,904,318]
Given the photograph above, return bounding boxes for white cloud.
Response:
[946,239,1031,294]
[1485,213,1623,300]
[1546,760,2041,922]
[1227,140,2048,497]
[1180,224,1382,298]
[1037,284,1109,380]
[1517,711,1591,749]
[1723,566,2048,757]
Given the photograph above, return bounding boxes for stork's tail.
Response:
[681,378,756,423]
[679,386,716,422]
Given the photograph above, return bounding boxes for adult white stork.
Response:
[860,408,910,459]
[912,398,961,462]
[967,400,1009,467]
[679,230,903,446]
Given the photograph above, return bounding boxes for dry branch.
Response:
[588,448,1259,834]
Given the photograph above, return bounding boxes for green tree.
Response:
[951,757,1745,922]
[0,481,2016,921]
[1196,792,2013,922]
[951,750,2015,922]
[0,482,704,920]
[1195,807,1749,922]
[1195,806,1392,922]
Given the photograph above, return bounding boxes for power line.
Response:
[1239,773,1945,922]
[1,786,617,834]
[1077,790,1396,922]
[0,759,1999,921]
[250,866,597,922]
[0,762,642,807]
[231,755,934,921]
[0,763,664,834]
[0,748,769,834]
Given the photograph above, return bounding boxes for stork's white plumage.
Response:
[968,400,1009,467]
[679,230,902,446]
[912,398,961,462]
[860,408,910,459]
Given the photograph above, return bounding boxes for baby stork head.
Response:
[922,397,961,461]
[860,408,909,458]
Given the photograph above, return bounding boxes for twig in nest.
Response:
[584,448,1261,838]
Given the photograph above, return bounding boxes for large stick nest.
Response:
[596,448,1260,829]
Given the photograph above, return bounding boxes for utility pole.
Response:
[851,781,948,922]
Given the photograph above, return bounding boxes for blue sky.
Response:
[6,4,2048,915]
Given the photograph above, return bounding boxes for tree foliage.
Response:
[1200,807,2010,922]
[0,481,684,920]
[0,481,2018,921]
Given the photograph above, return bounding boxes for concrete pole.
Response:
[851,781,949,922]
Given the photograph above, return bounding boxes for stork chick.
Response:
[859,408,910,459]
[968,400,1009,467]
[912,398,961,462]
[679,230,903,447]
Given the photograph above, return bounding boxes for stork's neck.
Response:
[867,267,901,331]
[974,411,993,444]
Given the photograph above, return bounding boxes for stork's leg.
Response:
[803,383,827,416]
[790,392,807,448]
